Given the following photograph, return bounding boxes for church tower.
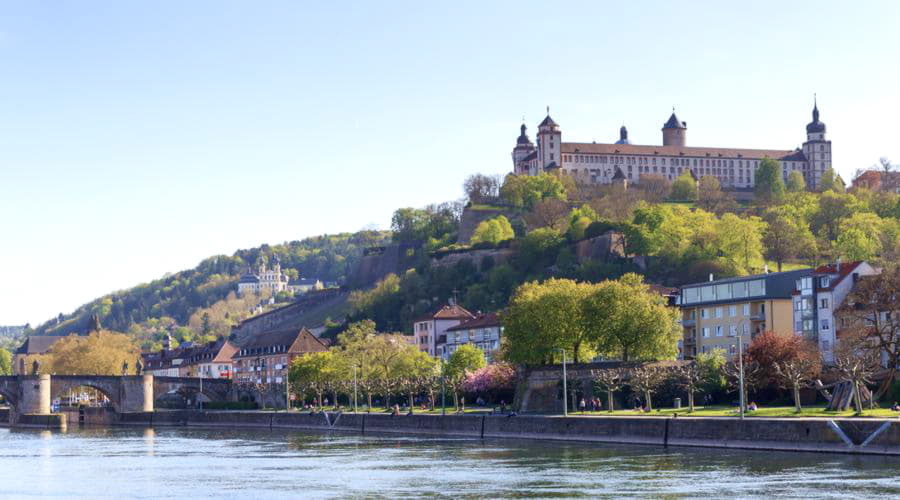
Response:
[615,125,631,145]
[802,96,831,189]
[662,109,687,147]
[511,122,536,175]
[536,108,561,170]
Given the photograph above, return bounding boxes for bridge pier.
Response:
[19,374,51,415]
[143,375,154,412]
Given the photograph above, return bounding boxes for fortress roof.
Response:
[562,142,805,161]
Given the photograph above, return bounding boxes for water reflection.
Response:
[0,426,897,498]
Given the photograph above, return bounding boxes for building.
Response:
[142,338,194,377]
[13,336,66,375]
[442,312,503,361]
[791,261,879,363]
[852,169,900,193]
[238,258,290,295]
[678,269,813,359]
[413,303,475,357]
[181,338,238,379]
[512,100,832,190]
[288,278,324,294]
[232,327,327,384]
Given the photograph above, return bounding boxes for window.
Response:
[742,304,750,316]
[742,323,749,336]
[820,277,830,288]
[702,327,710,338]
[748,280,765,296]
[716,325,723,337]
[820,298,829,309]
[729,305,737,317]
[729,324,737,337]
[683,288,699,304]
[732,282,748,298]
[821,319,830,331]
[797,277,813,294]
[715,307,723,319]
[716,284,732,300]
[701,309,709,319]
[701,285,716,301]
[822,340,831,351]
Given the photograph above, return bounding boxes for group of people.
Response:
[578,397,604,413]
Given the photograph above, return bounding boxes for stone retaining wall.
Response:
[105,411,900,456]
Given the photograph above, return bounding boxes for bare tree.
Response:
[724,359,761,412]
[591,368,625,412]
[463,174,501,204]
[841,270,900,399]
[628,367,666,411]
[773,345,821,412]
[523,198,569,232]
[635,174,671,203]
[833,329,881,413]
[675,363,705,412]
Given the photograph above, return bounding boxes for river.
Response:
[0,426,898,498]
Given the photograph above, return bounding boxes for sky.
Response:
[1,1,899,326]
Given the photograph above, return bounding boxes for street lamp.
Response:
[440,357,446,416]
[353,364,359,413]
[731,320,747,420]
[556,348,568,417]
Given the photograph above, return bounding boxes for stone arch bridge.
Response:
[0,375,231,424]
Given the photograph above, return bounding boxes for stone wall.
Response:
[231,289,346,342]
[430,248,514,270]
[457,206,522,245]
[110,410,900,455]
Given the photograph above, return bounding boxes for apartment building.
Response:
[679,269,812,359]
[441,312,502,362]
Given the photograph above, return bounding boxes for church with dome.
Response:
[511,100,832,191]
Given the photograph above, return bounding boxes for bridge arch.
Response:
[50,382,119,412]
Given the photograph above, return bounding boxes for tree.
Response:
[670,171,698,201]
[395,347,437,411]
[833,330,881,413]
[818,167,845,193]
[463,173,501,204]
[583,274,681,362]
[523,198,569,232]
[628,367,666,411]
[695,348,728,397]
[773,342,821,412]
[41,331,140,375]
[744,331,813,390]
[0,348,11,375]
[696,176,729,212]
[763,207,816,271]
[445,344,486,410]
[786,170,807,192]
[842,269,900,398]
[470,215,515,245]
[636,174,671,203]
[517,228,565,271]
[499,173,567,209]
[289,351,336,408]
[754,158,785,204]
[675,363,705,412]
[591,368,625,412]
[834,212,884,261]
[714,214,766,274]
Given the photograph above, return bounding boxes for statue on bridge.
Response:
[31,360,40,376]
[122,361,129,376]
[136,359,143,375]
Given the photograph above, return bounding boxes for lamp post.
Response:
[353,364,358,413]
[732,320,747,420]
[440,357,446,416]
[556,348,568,417]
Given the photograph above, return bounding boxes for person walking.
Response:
[579,397,586,413]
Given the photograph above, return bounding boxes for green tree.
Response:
[754,158,786,203]
[714,214,766,274]
[499,173,567,209]
[41,331,140,375]
[289,351,336,407]
[818,167,845,193]
[786,170,806,192]
[470,215,515,245]
[445,344,486,409]
[763,207,816,271]
[835,212,884,261]
[670,171,698,201]
[0,348,11,375]
[518,227,565,271]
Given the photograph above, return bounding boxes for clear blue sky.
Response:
[1,1,898,326]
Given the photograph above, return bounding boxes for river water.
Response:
[0,426,898,499]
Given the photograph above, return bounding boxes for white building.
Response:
[512,100,832,190]
[791,261,878,363]
[238,258,323,296]
[442,312,502,362]
[413,303,475,357]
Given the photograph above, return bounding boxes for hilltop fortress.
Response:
[512,101,832,190]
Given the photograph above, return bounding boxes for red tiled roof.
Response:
[414,304,476,322]
[561,141,802,161]
[446,312,501,332]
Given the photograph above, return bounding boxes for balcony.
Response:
[681,319,696,327]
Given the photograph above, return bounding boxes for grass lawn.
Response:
[298,405,495,415]
[573,405,900,419]
[468,204,507,212]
